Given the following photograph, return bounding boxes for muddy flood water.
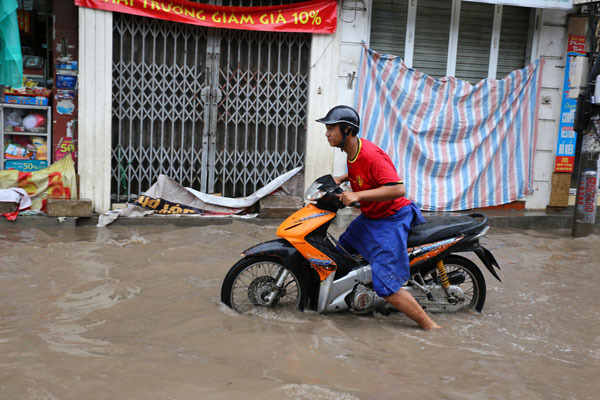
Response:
[1,220,599,400]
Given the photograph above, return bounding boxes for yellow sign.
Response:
[0,155,77,212]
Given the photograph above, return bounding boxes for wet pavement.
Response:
[1,221,599,399]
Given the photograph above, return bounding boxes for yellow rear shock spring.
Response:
[436,260,450,289]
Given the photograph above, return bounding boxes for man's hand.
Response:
[337,190,360,207]
[334,174,349,186]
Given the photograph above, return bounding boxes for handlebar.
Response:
[332,185,360,209]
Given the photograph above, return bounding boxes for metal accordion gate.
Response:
[111,2,310,202]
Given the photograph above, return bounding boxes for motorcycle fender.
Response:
[242,239,305,267]
[473,246,502,282]
[242,239,320,311]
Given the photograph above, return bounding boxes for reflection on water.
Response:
[1,222,599,399]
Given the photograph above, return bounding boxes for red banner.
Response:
[74,0,337,33]
[554,156,575,173]
[567,35,585,54]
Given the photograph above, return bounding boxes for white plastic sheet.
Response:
[97,167,302,227]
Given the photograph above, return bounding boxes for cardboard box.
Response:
[568,16,589,46]
[4,95,48,106]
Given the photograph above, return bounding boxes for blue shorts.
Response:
[337,203,425,297]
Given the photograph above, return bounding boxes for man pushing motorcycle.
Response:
[317,105,441,331]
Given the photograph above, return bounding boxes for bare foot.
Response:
[423,322,442,331]
[385,289,441,331]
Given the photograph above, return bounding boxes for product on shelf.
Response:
[3,78,52,97]
[31,137,47,160]
[3,135,47,161]
[22,113,45,130]
[3,110,46,133]
[4,143,34,160]
[3,79,52,106]
[5,111,22,127]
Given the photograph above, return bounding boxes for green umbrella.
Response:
[0,0,22,88]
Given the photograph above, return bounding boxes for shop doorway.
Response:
[111,8,310,202]
[0,0,53,174]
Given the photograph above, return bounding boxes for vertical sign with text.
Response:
[555,35,585,173]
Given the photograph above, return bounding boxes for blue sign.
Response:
[554,48,584,172]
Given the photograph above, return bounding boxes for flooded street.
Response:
[1,220,599,400]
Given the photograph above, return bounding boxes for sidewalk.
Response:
[1,205,598,232]
[334,206,599,231]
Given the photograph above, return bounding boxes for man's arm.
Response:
[338,183,405,207]
[334,174,349,185]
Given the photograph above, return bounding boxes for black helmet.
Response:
[316,105,360,131]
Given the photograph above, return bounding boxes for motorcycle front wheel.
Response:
[220,256,307,313]
[414,255,487,312]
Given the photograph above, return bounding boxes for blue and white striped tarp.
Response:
[354,44,543,211]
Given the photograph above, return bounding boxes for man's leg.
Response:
[384,289,441,331]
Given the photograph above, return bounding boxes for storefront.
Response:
[76,0,340,211]
[8,0,572,214]
[76,0,576,213]
[0,0,78,211]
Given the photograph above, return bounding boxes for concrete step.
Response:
[0,202,18,214]
[47,198,93,217]
[259,195,304,219]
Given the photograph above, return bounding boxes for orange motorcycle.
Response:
[221,175,501,315]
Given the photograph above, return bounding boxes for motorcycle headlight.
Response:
[305,181,326,201]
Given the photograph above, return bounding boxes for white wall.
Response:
[304,8,345,189]
[334,1,371,177]
[304,1,370,189]
[527,9,569,209]
[78,8,113,213]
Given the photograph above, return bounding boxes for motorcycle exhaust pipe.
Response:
[447,271,466,285]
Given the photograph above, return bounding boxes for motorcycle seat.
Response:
[407,215,481,247]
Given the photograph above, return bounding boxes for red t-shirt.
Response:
[347,138,410,219]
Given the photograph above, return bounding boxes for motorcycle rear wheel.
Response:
[221,256,307,313]
[414,255,487,312]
